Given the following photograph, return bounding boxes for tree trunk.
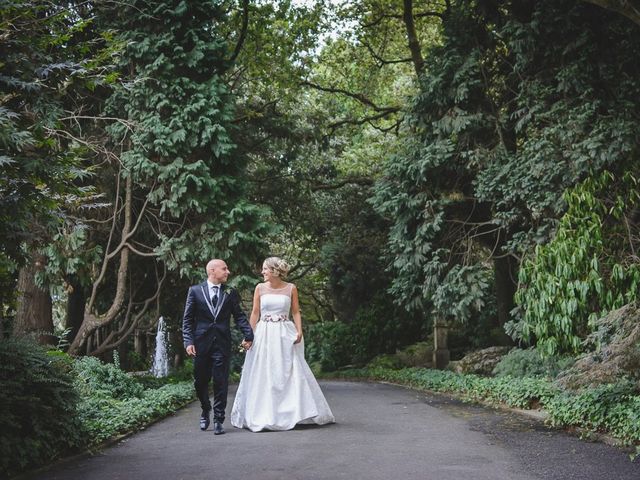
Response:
[117,338,130,369]
[493,254,518,344]
[135,328,147,359]
[170,326,184,368]
[13,255,55,345]
[65,276,86,345]
[68,175,133,355]
[402,0,425,76]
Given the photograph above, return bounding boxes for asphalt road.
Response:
[22,381,640,480]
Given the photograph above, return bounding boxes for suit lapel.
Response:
[200,282,216,318]
[215,284,230,317]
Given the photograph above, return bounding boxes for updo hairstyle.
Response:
[263,257,290,280]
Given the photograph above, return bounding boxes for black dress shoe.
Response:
[213,421,225,435]
[200,410,211,431]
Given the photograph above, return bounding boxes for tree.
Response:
[42,0,274,355]
[1,1,108,341]
[373,0,640,338]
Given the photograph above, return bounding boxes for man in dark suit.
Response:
[182,259,253,435]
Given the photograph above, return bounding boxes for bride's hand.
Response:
[294,332,302,344]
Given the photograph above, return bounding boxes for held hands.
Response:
[241,340,253,351]
[186,345,196,356]
[294,331,302,344]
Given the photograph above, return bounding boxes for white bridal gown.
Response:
[231,283,335,432]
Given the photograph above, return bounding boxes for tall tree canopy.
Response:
[3,0,639,366]
[373,0,640,338]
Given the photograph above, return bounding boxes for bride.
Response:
[230,257,335,432]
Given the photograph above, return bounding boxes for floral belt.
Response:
[261,314,290,322]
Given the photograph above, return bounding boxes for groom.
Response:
[182,259,253,435]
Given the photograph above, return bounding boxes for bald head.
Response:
[206,259,230,284]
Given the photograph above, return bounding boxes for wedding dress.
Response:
[230,283,335,432]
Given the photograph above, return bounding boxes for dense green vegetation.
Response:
[2,0,640,472]
[0,338,193,477]
[4,0,638,364]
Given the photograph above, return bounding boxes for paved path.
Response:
[24,381,639,480]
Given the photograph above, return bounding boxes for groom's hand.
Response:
[241,340,252,351]
[186,345,196,356]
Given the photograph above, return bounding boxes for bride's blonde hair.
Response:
[263,257,290,279]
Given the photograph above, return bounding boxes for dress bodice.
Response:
[259,283,292,321]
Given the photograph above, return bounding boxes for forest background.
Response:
[2,0,640,474]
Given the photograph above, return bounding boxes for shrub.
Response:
[305,321,354,371]
[69,354,195,445]
[395,341,433,367]
[367,353,404,370]
[127,350,150,371]
[511,170,640,356]
[73,353,144,399]
[168,357,194,383]
[135,374,168,390]
[77,382,194,445]
[0,338,84,478]
[546,380,640,446]
[349,295,426,364]
[493,348,575,379]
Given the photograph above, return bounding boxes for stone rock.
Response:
[455,346,512,376]
[556,303,640,391]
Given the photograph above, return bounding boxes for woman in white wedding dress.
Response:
[230,257,335,432]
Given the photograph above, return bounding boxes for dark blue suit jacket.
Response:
[182,282,253,356]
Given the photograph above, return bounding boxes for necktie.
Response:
[211,286,219,308]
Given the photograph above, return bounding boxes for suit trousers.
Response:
[193,345,230,422]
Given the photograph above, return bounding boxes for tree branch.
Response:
[310,176,374,191]
[328,109,400,132]
[229,0,250,62]
[91,265,167,356]
[581,0,640,26]
[301,81,400,112]
[362,40,413,67]
[403,0,425,76]
[363,10,444,28]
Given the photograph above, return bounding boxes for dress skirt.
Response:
[230,319,335,432]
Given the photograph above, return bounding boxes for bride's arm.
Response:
[290,284,303,344]
[249,285,261,330]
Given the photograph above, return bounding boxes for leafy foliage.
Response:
[0,335,195,477]
[73,353,144,400]
[329,367,559,409]
[372,0,640,333]
[511,170,640,355]
[0,338,84,478]
[546,380,640,448]
[304,293,427,371]
[95,0,274,282]
[305,321,354,372]
[77,381,193,446]
[492,348,575,379]
[0,1,109,310]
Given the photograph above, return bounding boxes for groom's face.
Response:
[208,260,230,284]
